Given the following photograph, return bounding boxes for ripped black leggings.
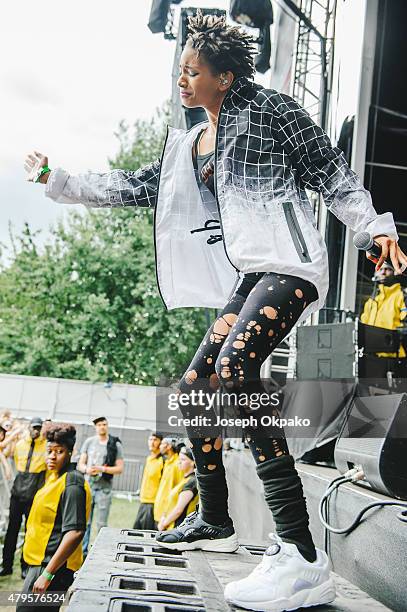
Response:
[179,271,318,469]
[177,272,319,562]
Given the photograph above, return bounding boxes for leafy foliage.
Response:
[0,107,209,384]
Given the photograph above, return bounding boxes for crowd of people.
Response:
[0,411,29,481]
[0,413,198,611]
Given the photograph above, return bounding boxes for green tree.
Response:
[109,102,170,171]
[0,107,209,385]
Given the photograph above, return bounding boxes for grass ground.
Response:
[0,495,139,609]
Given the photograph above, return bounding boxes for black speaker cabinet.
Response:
[296,321,401,380]
[296,322,357,379]
[334,393,407,499]
[358,323,400,354]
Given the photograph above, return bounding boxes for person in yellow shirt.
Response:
[133,432,164,530]
[18,422,91,612]
[0,425,12,481]
[0,417,47,579]
[157,446,199,532]
[153,438,183,527]
[361,263,407,358]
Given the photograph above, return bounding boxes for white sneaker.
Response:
[224,534,336,612]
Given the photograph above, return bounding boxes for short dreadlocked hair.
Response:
[44,422,76,452]
[186,10,256,79]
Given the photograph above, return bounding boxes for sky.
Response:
[0,0,235,254]
[0,0,363,258]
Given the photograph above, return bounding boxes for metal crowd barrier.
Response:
[113,459,143,496]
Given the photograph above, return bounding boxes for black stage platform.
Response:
[66,527,390,611]
[224,452,407,611]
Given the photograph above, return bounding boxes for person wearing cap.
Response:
[157,446,199,531]
[133,433,164,530]
[153,438,183,528]
[361,263,407,359]
[78,417,124,555]
[0,417,47,578]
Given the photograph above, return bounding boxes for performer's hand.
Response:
[24,151,50,183]
[366,235,407,275]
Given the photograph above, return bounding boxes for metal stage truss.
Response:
[260,327,297,385]
[291,0,337,129]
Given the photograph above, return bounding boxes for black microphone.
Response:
[353,231,406,274]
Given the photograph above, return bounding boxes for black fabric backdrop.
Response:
[280,380,357,460]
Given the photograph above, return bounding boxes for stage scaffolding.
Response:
[263,0,339,377]
[290,0,337,130]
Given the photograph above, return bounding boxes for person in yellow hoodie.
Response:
[157,445,199,531]
[133,433,164,530]
[361,263,407,358]
[153,438,183,528]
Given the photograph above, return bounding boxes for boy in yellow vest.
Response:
[133,433,164,530]
[153,438,183,528]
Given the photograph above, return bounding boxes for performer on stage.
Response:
[24,10,406,612]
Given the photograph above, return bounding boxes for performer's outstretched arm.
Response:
[269,92,407,273]
[24,151,161,209]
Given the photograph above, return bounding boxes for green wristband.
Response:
[35,165,51,183]
[41,569,55,581]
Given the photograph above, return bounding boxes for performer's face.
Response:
[178,42,232,110]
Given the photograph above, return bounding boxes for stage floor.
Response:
[66,528,390,611]
[224,451,407,610]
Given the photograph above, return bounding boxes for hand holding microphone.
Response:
[353,232,407,275]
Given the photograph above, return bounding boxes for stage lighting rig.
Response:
[229,0,274,73]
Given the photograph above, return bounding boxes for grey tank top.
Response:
[196,150,214,178]
[193,129,215,195]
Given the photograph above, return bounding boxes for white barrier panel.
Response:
[0,373,157,428]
